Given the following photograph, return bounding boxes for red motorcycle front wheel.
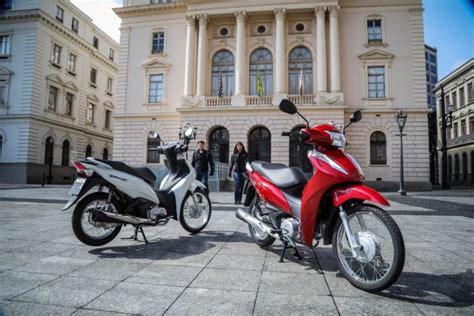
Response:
[332,204,405,292]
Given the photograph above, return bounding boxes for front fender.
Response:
[190,179,206,193]
[332,184,389,207]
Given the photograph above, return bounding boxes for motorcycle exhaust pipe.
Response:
[236,208,279,239]
[92,210,154,226]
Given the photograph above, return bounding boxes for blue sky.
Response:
[72,0,473,79]
[424,0,474,79]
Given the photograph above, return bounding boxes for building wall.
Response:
[0,0,118,184]
[113,0,431,188]
[435,59,474,185]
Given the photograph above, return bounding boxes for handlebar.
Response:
[281,131,300,137]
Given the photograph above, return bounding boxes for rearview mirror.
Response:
[350,110,362,123]
[279,99,297,115]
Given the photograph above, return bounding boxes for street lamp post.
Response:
[439,86,453,190]
[395,110,407,196]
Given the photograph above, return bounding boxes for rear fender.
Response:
[62,176,109,211]
[332,184,389,208]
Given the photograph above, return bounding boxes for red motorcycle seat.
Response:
[251,161,307,189]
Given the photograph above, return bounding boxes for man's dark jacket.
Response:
[191,150,215,175]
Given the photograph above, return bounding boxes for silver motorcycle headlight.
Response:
[347,153,364,176]
[325,130,346,148]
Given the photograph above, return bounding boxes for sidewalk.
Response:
[1,185,469,212]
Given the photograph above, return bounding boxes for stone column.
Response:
[329,6,341,92]
[196,14,208,96]
[274,8,286,95]
[315,6,327,93]
[184,15,196,96]
[234,11,246,96]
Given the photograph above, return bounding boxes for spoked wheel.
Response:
[72,192,122,246]
[332,204,405,292]
[180,188,212,234]
[248,196,275,247]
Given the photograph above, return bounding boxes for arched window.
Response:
[209,127,229,164]
[462,152,468,181]
[249,48,273,96]
[211,50,234,97]
[370,131,386,165]
[147,132,160,163]
[85,145,92,158]
[288,46,313,95]
[44,136,54,165]
[248,126,271,162]
[103,148,109,160]
[448,155,452,181]
[454,154,460,181]
[289,126,312,172]
[61,140,70,166]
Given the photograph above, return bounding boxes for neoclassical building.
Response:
[435,59,474,185]
[0,0,118,184]
[114,0,430,189]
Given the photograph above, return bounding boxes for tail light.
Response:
[72,161,86,172]
[72,161,93,177]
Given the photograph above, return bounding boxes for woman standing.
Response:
[228,142,248,204]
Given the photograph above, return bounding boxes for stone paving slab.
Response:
[0,198,473,315]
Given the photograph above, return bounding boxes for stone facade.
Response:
[435,58,474,185]
[0,0,118,184]
[113,0,431,189]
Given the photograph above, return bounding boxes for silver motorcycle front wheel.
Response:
[332,204,405,292]
[179,188,212,234]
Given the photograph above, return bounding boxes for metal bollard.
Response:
[41,172,45,187]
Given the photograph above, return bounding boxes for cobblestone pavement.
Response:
[0,189,473,315]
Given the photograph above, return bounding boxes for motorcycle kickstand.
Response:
[279,240,302,263]
[124,225,149,244]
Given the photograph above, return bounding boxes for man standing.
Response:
[191,141,214,190]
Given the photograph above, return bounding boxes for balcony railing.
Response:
[245,96,273,106]
[288,95,315,105]
[206,96,232,107]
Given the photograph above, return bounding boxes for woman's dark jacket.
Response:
[229,151,248,176]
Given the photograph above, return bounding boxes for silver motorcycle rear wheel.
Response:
[332,204,405,292]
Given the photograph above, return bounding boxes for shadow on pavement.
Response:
[88,231,249,260]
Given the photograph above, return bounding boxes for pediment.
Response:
[64,81,79,92]
[358,49,394,61]
[103,101,114,108]
[87,93,99,102]
[46,74,65,85]
[142,57,171,70]
[0,66,13,76]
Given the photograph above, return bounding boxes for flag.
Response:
[298,67,304,96]
[257,71,263,97]
[217,71,224,98]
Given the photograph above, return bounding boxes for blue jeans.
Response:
[233,171,245,203]
[196,170,209,189]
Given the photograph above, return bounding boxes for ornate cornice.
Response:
[113,2,187,17]
[1,9,118,72]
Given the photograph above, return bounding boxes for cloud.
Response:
[70,0,122,42]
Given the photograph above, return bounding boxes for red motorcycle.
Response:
[236,99,405,292]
